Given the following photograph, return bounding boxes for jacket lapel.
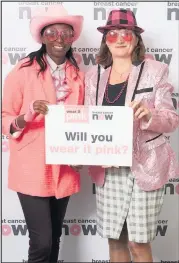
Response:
[34,60,57,104]
[125,61,144,105]
[96,66,111,105]
[96,61,144,106]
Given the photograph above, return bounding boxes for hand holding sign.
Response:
[130,100,151,122]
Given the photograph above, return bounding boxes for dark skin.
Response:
[16,23,72,128]
[42,23,72,65]
[13,23,72,130]
[32,25,73,115]
[11,23,82,171]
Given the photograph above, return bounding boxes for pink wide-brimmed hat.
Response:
[30,4,84,43]
[97,9,144,34]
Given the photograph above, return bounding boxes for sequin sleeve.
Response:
[140,63,179,133]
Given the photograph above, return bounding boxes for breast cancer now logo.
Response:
[18,4,63,20]
[2,135,9,152]
[2,219,97,236]
[2,140,9,152]
[166,180,179,195]
[92,181,179,195]
[63,223,96,236]
[93,6,138,20]
[2,224,27,236]
[145,53,172,66]
[2,49,27,65]
[92,112,113,121]
[167,2,179,20]
[18,6,49,20]
[73,49,173,67]
[172,94,179,110]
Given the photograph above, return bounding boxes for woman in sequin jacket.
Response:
[85,9,179,263]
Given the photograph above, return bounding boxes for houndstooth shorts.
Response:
[95,167,165,243]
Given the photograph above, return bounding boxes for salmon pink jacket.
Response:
[2,58,85,198]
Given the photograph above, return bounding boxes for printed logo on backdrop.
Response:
[165,178,179,195]
[2,46,97,67]
[18,2,63,20]
[93,2,138,20]
[2,135,9,153]
[72,47,99,67]
[92,177,179,196]
[22,259,64,262]
[172,93,179,111]
[2,47,27,66]
[92,260,109,263]
[22,260,64,263]
[92,258,179,262]
[92,257,178,263]
[92,257,176,263]
[92,258,163,263]
[2,218,96,237]
[1,218,169,237]
[2,46,174,68]
[73,46,174,67]
[167,2,179,20]
[145,47,173,66]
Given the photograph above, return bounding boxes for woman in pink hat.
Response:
[2,5,84,263]
[85,9,179,262]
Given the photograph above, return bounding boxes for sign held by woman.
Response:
[45,105,133,166]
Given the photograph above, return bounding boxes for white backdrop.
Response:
[2,1,179,262]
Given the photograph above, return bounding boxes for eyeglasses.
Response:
[106,29,133,43]
[44,28,75,43]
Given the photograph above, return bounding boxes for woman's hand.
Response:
[33,100,49,115]
[129,101,152,122]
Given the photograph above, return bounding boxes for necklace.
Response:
[112,67,131,78]
[105,80,128,104]
[104,67,129,104]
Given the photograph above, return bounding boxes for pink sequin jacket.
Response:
[84,59,179,191]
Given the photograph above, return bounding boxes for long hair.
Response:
[20,26,79,75]
[96,32,146,68]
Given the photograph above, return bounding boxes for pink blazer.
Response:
[85,59,179,191]
[2,58,85,198]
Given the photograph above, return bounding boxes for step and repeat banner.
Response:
[2,1,179,262]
